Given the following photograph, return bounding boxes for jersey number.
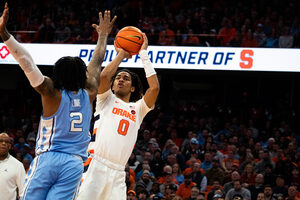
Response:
[70,112,83,132]
[118,119,129,136]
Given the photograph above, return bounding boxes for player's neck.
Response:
[0,153,9,161]
[116,93,130,103]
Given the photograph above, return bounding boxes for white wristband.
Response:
[139,50,156,78]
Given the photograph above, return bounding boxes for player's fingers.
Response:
[99,12,103,23]
[111,15,117,24]
[92,24,98,29]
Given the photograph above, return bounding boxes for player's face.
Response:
[0,134,11,157]
[112,71,135,96]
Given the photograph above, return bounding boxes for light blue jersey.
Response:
[21,89,92,200]
[35,89,91,161]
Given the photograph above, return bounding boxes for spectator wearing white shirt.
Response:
[0,132,26,200]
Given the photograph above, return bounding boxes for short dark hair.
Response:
[111,69,143,102]
[52,56,87,91]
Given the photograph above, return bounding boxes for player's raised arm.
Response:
[97,43,131,94]
[86,10,117,98]
[139,33,160,108]
[0,3,49,94]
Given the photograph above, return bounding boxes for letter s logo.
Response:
[240,50,254,69]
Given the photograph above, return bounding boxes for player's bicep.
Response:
[137,98,153,121]
[98,74,112,94]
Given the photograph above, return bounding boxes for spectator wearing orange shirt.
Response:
[221,150,240,173]
[217,18,236,46]
[272,149,286,164]
[241,29,258,47]
[240,164,257,187]
[183,29,199,46]
[176,173,196,199]
[158,165,178,185]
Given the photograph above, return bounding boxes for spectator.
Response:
[134,170,154,193]
[217,18,236,46]
[176,173,196,199]
[286,185,299,200]
[225,180,251,200]
[159,171,178,195]
[240,164,257,187]
[34,17,55,43]
[164,183,178,200]
[278,26,294,48]
[137,188,149,200]
[248,174,265,200]
[200,152,213,172]
[253,24,266,47]
[263,185,276,200]
[173,163,185,185]
[207,181,223,200]
[185,186,200,200]
[255,149,275,174]
[183,29,199,46]
[223,171,241,195]
[272,175,288,199]
[241,29,258,47]
[127,190,137,200]
[150,149,165,178]
[0,132,26,200]
[256,193,265,200]
[206,156,226,185]
[222,150,240,174]
[191,162,207,192]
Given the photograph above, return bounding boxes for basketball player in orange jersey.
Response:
[0,3,117,199]
[77,33,159,199]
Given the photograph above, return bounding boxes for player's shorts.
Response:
[77,154,126,200]
[20,151,83,200]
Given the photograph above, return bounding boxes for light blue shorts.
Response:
[20,151,83,200]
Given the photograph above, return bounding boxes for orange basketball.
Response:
[115,26,144,55]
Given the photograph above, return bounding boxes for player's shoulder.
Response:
[8,154,24,167]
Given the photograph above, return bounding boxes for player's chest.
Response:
[109,102,138,123]
[0,163,15,180]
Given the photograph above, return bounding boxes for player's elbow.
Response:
[100,71,112,83]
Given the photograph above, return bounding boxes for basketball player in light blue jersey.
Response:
[0,3,117,200]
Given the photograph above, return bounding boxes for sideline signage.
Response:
[0,43,299,72]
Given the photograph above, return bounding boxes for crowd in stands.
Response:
[1,89,300,199]
[5,0,300,48]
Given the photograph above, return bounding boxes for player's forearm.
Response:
[101,51,126,79]
[4,35,44,87]
[87,34,108,84]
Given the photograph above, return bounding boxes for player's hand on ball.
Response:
[114,41,131,59]
[140,33,148,51]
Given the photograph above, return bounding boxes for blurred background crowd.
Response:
[0,0,300,200]
[5,0,300,48]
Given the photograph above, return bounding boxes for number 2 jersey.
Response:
[93,89,152,166]
[35,89,91,161]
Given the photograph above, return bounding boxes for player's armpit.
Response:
[34,77,56,97]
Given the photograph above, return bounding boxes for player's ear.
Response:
[130,86,135,92]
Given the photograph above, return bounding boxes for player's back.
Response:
[35,89,91,160]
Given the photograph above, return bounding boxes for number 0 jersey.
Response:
[94,89,152,166]
[35,89,91,161]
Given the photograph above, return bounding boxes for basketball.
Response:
[115,26,144,55]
